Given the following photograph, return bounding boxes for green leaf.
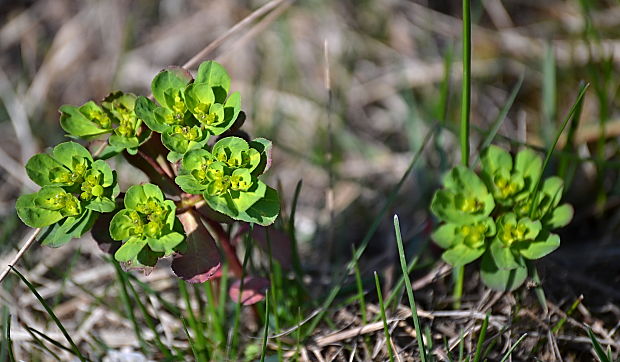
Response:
[109,134,140,149]
[39,210,96,247]
[183,83,215,114]
[195,61,231,103]
[182,149,214,171]
[515,148,542,193]
[151,68,192,109]
[52,142,93,170]
[25,154,65,187]
[430,190,494,225]
[230,179,267,212]
[443,165,488,196]
[16,192,64,228]
[115,237,148,263]
[135,96,169,133]
[490,238,520,270]
[442,244,484,267]
[480,251,527,292]
[431,223,457,249]
[540,176,564,209]
[109,209,135,241]
[175,175,207,194]
[249,138,272,176]
[147,232,184,255]
[519,232,560,260]
[480,145,512,176]
[124,183,164,209]
[233,186,280,226]
[86,197,116,213]
[543,203,573,229]
[59,104,112,138]
[166,150,184,163]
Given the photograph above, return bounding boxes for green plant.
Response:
[431,145,573,291]
[15,60,280,285]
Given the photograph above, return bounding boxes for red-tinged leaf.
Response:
[172,211,221,283]
[91,211,121,255]
[229,276,270,305]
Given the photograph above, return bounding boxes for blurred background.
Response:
[1,0,620,359]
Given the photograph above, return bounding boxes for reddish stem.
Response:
[201,214,244,278]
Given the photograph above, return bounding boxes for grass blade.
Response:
[374,272,395,362]
[529,82,590,219]
[499,333,528,362]
[111,259,149,355]
[587,327,611,362]
[10,266,86,362]
[303,126,435,338]
[393,215,427,361]
[460,0,471,167]
[473,313,490,362]
[260,292,270,362]
[472,73,524,166]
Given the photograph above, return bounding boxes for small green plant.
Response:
[15,60,280,284]
[431,145,573,291]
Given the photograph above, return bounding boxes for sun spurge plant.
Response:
[16,142,119,247]
[431,145,573,291]
[15,60,280,286]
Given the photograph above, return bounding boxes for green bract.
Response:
[60,91,150,156]
[16,142,119,247]
[430,145,572,291]
[135,61,242,162]
[109,184,185,267]
[175,137,279,226]
[431,166,495,225]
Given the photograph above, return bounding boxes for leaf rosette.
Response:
[109,184,185,267]
[16,142,119,247]
[135,61,241,162]
[175,137,279,226]
[60,92,150,156]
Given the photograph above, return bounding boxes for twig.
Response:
[0,228,41,284]
[182,0,290,70]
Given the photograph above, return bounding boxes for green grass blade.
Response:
[460,0,471,167]
[374,272,394,362]
[551,296,582,334]
[473,313,490,362]
[1,308,15,362]
[179,281,209,362]
[125,274,173,359]
[111,260,149,355]
[228,228,254,359]
[10,266,86,362]
[204,281,225,347]
[499,333,528,362]
[587,327,611,362]
[24,326,69,360]
[472,73,524,166]
[181,316,200,360]
[303,126,435,338]
[259,292,270,362]
[542,42,557,144]
[529,82,590,219]
[393,215,427,361]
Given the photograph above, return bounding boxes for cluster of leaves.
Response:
[16,60,279,274]
[431,146,573,291]
[16,142,119,246]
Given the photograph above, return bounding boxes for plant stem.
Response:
[454,0,472,310]
[201,216,244,278]
[461,0,471,168]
